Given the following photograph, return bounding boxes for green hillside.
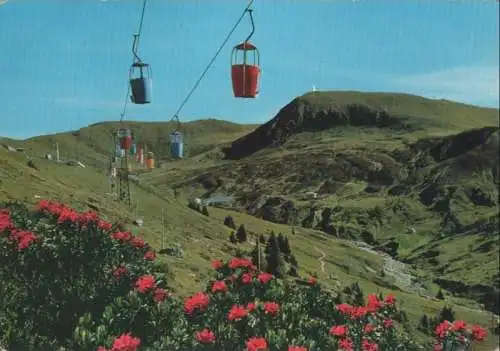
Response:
[1,119,257,170]
[1,91,499,349]
[140,92,500,317]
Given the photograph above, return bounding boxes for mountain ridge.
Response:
[222,91,498,160]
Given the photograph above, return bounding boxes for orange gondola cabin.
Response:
[231,41,260,98]
[146,152,155,170]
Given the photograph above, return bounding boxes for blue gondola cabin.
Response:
[170,130,184,159]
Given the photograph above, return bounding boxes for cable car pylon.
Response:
[111,0,150,207]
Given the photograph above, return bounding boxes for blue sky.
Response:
[0,0,498,139]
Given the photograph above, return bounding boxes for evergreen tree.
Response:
[187,200,200,212]
[265,232,278,255]
[277,233,287,252]
[287,254,299,276]
[418,314,430,332]
[273,253,288,278]
[251,236,267,272]
[201,206,209,217]
[223,215,236,229]
[394,310,408,324]
[436,289,445,300]
[235,224,247,243]
[265,233,286,277]
[289,254,299,269]
[438,306,455,323]
[282,236,291,255]
[229,232,237,244]
[351,282,365,306]
[288,267,298,276]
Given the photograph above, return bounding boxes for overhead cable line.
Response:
[169,0,256,124]
[120,0,149,122]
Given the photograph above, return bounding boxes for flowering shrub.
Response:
[0,200,489,351]
[0,201,173,350]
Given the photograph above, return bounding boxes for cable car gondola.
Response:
[231,7,260,98]
[170,130,184,159]
[118,128,133,150]
[130,61,152,104]
[146,152,155,170]
[129,0,152,105]
[170,115,184,159]
[130,143,137,156]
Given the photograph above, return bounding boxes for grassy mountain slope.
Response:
[4,144,496,344]
[1,92,499,349]
[141,92,499,314]
[1,119,257,170]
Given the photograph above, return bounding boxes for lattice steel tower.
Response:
[113,130,132,208]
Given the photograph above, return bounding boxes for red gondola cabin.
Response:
[231,42,260,98]
[118,128,133,150]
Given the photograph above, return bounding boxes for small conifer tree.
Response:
[235,224,247,243]
[201,206,209,216]
[229,232,237,244]
[436,289,445,300]
[223,215,236,229]
[265,234,287,277]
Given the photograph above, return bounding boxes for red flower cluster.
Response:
[113,265,128,280]
[195,328,216,344]
[111,231,156,261]
[211,258,274,288]
[211,259,223,269]
[36,199,112,230]
[258,272,274,284]
[211,280,228,293]
[263,301,280,316]
[3,202,491,351]
[228,257,255,270]
[184,292,210,315]
[0,209,13,232]
[134,275,168,303]
[228,304,249,321]
[135,275,156,292]
[246,336,268,351]
[433,320,488,350]
[143,250,155,260]
[1,208,39,250]
[329,294,397,351]
[97,332,140,351]
[8,229,39,250]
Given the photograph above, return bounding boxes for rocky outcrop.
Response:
[223,96,411,160]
